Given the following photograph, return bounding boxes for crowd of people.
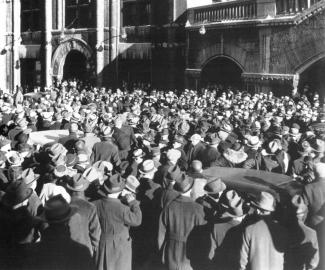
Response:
[0,80,324,270]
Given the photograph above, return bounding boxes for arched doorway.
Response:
[63,50,87,80]
[298,57,325,101]
[51,38,94,83]
[201,56,243,89]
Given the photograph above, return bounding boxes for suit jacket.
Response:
[94,197,142,270]
[158,195,206,270]
[239,215,288,270]
[112,125,136,152]
[90,139,121,168]
[69,195,101,257]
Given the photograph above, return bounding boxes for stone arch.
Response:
[52,38,94,81]
[201,54,244,71]
[196,43,247,71]
[294,51,325,74]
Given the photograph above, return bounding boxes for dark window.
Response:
[123,2,137,26]
[21,0,41,32]
[65,0,95,28]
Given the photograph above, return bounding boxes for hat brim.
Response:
[66,181,89,192]
[204,181,226,194]
[250,200,275,212]
[174,178,194,193]
[44,206,77,224]
[139,167,157,175]
[2,188,33,207]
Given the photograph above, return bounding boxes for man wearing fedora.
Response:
[197,178,227,221]
[66,173,101,258]
[209,190,247,270]
[238,191,288,270]
[28,195,96,270]
[0,181,43,268]
[90,125,121,170]
[158,173,206,270]
[134,159,162,268]
[172,135,188,171]
[202,133,221,168]
[94,174,142,270]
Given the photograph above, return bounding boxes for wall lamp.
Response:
[199,20,208,35]
[96,28,127,52]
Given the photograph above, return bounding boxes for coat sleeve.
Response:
[88,207,101,255]
[238,229,250,270]
[112,148,121,167]
[123,200,142,227]
[157,209,167,251]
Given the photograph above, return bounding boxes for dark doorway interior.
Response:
[63,50,87,81]
[201,57,243,89]
[299,58,325,101]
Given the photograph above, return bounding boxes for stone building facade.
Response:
[0,0,187,92]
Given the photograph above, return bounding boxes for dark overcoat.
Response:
[90,140,121,168]
[158,195,206,270]
[69,195,101,257]
[94,197,142,270]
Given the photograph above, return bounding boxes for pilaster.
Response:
[13,0,21,90]
[45,0,52,87]
[96,0,105,86]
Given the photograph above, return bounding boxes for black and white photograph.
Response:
[0,0,324,269]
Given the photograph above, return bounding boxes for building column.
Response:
[111,0,120,86]
[13,0,21,90]
[0,1,7,90]
[96,0,104,86]
[45,0,52,87]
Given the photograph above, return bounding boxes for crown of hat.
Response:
[204,178,226,194]
[174,173,194,193]
[140,159,155,173]
[166,165,182,182]
[167,149,181,161]
[4,180,33,206]
[247,136,260,147]
[44,195,74,223]
[103,174,125,193]
[252,191,275,212]
[49,143,66,157]
[126,175,140,193]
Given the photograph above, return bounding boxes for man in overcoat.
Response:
[94,174,142,270]
[66,173,101,258]
[238,191,288,270]
[90,126,121,169]
[158,173,206,270]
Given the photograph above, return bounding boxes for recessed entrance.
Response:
[63,50,88,81]
[201,57,243,89]
[299,57,325,101]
